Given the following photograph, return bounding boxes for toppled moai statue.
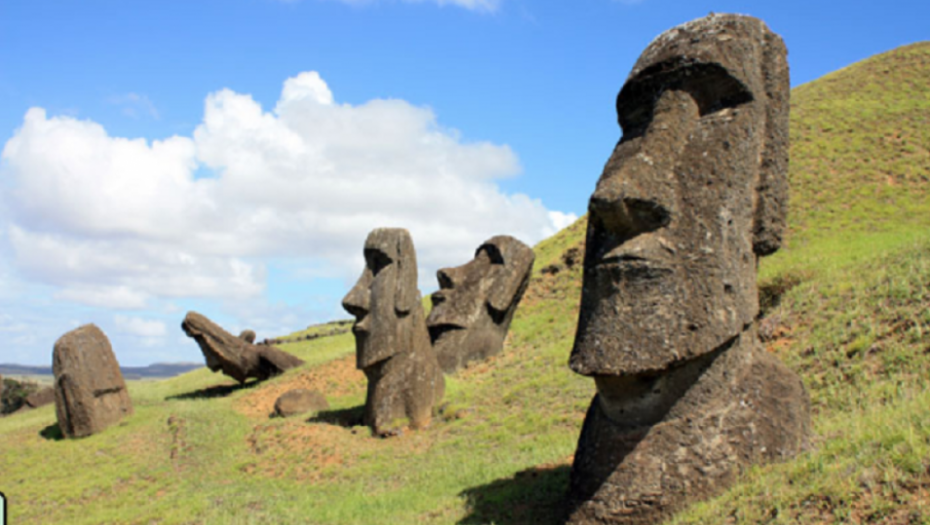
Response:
[182,312,304,384]
[53,324,134,438]
[566,14,810,524]
[342,228,445,436]
[24,387,55,409]
[239,329,257,344]
[274,388,329,418]
[426,235,535,373]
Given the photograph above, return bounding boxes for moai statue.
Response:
[182,312,304,384]
[238,329,257,344]
[426,235,535,373]
[566,14,810,524]
[342,228,445,436]
[53,324,134,438]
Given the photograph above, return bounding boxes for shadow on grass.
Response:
[39,422,64,441]
[458,464,571,525]
[308,405,365,428]
[166,380,260,401]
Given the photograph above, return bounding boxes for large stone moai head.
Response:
[570,13,789,378]
[53,324,133,438]
[342,228,444,435]
[567,15,807,525]
[426,235,535,373]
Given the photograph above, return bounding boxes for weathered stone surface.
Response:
[427,235,535,373]
[567,14,810,524]
[24,386,55,409]
[239,330,257,344]
[273,389,329,417]
[53,324,133,438]
[181,312,304,384]
[342,228,445,436]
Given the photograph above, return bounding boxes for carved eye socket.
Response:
[617,63,753,134]
[364,249,393,276]
[477,244,505,265]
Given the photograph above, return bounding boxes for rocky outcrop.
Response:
[342,228,444,436]
[273,389,329,418]
[566,14,810,524]
[182,312,304,384]
[427,235,534,373]
[53,324,133,438]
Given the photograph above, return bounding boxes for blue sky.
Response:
[0,0,927,366]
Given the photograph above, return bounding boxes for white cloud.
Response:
[109,92,160,120]
[548,210,578,233]
[1,70,569,314]
[114,315,167,338]
[55,286,150,310]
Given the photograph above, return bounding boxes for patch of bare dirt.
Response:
[241,417,447,483]
[234,355,365,418]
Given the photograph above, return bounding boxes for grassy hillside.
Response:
[2,42,930,524]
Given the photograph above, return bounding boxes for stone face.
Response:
[567,14,809,524]
[342,228,445,436]
[427,235,535,373]
[273,389,329,417]
[182,312,304,384]
[239,330,257,344]
[53,324,133,438]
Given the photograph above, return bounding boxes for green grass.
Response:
[3,41,930,524]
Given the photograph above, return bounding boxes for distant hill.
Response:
[0,362,203,380]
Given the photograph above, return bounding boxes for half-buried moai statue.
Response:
[342,228,445,436]
[566,14,810,524]
[53,324,134,438]
[426,235,535,373]
[238,329,257,344]
[182,312,304,384]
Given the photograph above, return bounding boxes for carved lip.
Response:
[597,253,672,271]
[351,320,370,335]
[596,240,675,272]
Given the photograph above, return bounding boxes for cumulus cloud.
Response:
[1,70,574,312]
[114,315,168,338]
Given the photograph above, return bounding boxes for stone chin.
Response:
[429,315,506,373]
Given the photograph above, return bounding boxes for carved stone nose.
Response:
[342,281,370,319]
[436,267,461,290]
[589,186,671,239]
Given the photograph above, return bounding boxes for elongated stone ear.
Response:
[486,236,535,314]
[753,29,790,257]
[394,231,419,315]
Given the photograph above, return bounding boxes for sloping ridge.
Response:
[788,41,930,247]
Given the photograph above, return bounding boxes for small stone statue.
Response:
[53,324,133,438]
[182,312,303,384]
[427,235,534,373]
[342,228,445,436]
